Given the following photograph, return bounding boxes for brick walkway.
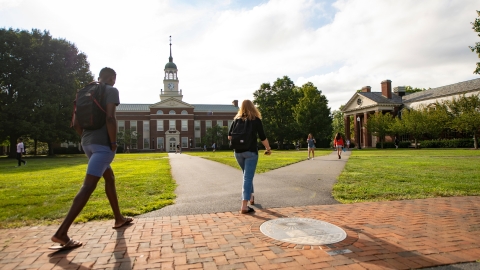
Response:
[0,196,479,269]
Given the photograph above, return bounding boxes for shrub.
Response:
[376,141,410,148]
[420,139,474,148]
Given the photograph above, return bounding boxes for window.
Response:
[157,120,163,131]
[181,120,188,131]
[216,120,223,126]
[169,110,176,114]
[130,121,137,149]
[118,120,125,132]
[206,120,212,130]
[181,137,188,148]
[169,120,176,131]
[195,120,201,147]
[181,110,188,115]
[156,110,163,115]
[157,137,164,150]
[143,121,150,149]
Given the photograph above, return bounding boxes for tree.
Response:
[202,125,228,149]
[422,104,449,140]
[0,28,93,157]
[294,82,332,147]
[469,10,480,74]
[443,94,480,149]
[331,109,345,139]
[253,76,301,149]
[364,112,395,148]
[398,109,428,148]
[118,128,138,150]
[405,86,427,94]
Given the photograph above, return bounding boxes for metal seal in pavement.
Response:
[259,217,347,245]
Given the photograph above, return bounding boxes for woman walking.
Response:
[334,133,344,159]
[306,134,316,160]
[228,100,271,214]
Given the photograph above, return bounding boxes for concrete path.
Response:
[139,150,348,217]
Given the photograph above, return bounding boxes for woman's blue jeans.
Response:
[234,151,258,201]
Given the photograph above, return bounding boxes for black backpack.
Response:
[229,118,253,151]
[72,82,106,130]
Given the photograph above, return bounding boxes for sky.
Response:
[1,0,479,111]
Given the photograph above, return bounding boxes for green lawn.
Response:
[333,149,480,203]
[2,149,479,228]
[0,153,176,228]
[186,149,332,173]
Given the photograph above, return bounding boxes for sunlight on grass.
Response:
[0,153,175,228]
[186,149,332,173]
[333,149,480,203]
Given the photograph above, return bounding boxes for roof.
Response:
[117,103,238,113]
[165,62,177,69]
[357,92,403,105]
[117,104,150,112]
[402,78,480,104]
[191,104,239,113]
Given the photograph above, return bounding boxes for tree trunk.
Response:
[8,137,16,158]
[48,142,55,156]
[474,133,478,150]
[414,138,418,149]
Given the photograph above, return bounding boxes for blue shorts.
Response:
[82,144,116,177]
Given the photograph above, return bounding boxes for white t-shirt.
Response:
[16,142,24,153]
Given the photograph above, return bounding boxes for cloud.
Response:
[0,0,478,111]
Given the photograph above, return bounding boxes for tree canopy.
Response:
[253,76,332,148]
[0,28,93,156]
[470,10,480,74]
[443,94,480,149]
[364,112,395,148]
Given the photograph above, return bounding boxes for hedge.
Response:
[420,138,474,148]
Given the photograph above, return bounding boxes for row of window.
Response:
[117,120,234,149]
[156,110,188,115]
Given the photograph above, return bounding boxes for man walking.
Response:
[15,138,26,167]
[50,68,132,251]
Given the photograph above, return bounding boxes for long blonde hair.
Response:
[234,99,262,120]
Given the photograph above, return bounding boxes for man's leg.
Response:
[16,153,21,166]
[103,167,130,227]
[52,174,101,244]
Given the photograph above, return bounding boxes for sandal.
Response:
[49,238,82,251]
[112,217,134,229]
[240,206,255,214]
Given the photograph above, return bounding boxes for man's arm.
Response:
[105,103,118,151]
[72,115,83,136]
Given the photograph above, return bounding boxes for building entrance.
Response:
[169,137,177,152]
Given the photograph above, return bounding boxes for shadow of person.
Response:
[48,252,90,269]
[111,228,132,268]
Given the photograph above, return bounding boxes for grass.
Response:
[0,153,176,228]
[333,149,480,203]
[2,148,479,228]
[186,149,332,173]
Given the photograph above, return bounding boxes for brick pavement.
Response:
[1,196,479,269]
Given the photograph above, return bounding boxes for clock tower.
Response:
[160,36,183,101]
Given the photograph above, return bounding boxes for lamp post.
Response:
[357,116,362,149]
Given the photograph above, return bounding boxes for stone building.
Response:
[342,78,480,148]
[116,41,238,152]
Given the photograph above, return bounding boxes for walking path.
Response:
[0,151,479,269]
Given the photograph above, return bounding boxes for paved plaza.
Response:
[0,152,479,269]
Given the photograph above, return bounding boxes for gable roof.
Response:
[117,103,238,113]
[402,78,480,104]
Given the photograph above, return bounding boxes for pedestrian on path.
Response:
[212,142,216,152]
[15,137,26,167]
[228,100,271,214]
[334,132,344,159]
[306,133,316,160]
[50,68,132,251]
[346,139,350,150]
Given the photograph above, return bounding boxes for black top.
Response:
[228,117,267,153]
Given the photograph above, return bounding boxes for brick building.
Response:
[342,78,480,148]
[116,41,238,152]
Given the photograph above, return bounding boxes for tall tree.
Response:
[202,125,228,149]
[294,82,332,147]
[253,76,301,149]
[398,109,428,148]
[0,28,93,157]
[443,94,480,149]
[364,112,395,148]
[470,10,480,74]
[422,104,449,140]
[117,128,138,150]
